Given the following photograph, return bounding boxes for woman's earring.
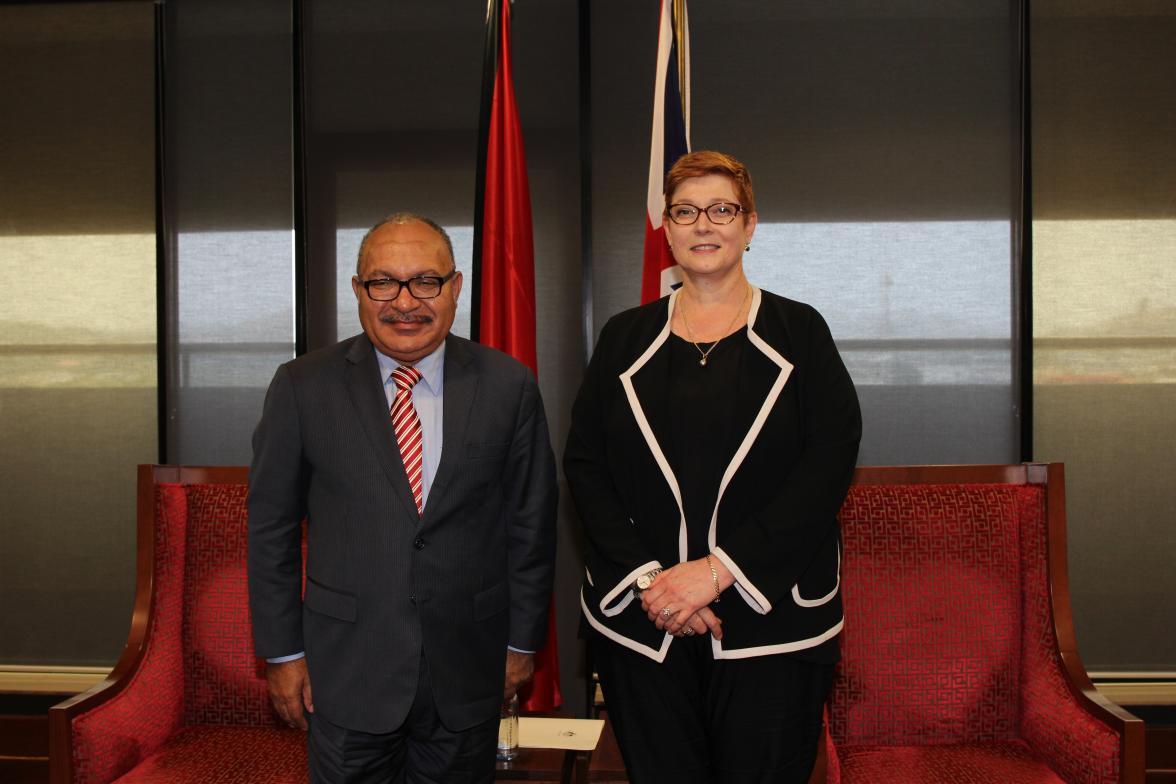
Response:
[745,243,752,252]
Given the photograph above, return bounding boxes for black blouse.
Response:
[667,331,748,560]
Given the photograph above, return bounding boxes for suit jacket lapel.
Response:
[426,335,477,519]
[344,335,419,519]
[621,289,796,554]
[629,341,674,473]
[708,288,795,543]
[620,294,687,560]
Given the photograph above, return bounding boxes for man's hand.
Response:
[266,658,314,730]
[504,650,535,702]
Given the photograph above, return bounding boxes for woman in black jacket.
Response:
[565,151,861,783]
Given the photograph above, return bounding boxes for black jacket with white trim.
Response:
[565,287,861,662]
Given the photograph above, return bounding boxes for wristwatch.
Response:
[634,568,662,594]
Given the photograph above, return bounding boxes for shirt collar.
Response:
[375,340,445,396]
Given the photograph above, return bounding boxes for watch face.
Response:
[636,573,653,591]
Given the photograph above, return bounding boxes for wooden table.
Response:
[494,744,577,782]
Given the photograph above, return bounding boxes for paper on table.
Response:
[518,717,605,751]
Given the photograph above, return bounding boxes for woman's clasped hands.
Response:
[638,557,726,640]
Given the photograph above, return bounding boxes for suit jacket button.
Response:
[414,537,425,550]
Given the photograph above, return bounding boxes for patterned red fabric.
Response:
[110,726,305,784]
[71,482,292,784]
[827,482,1121,784]
[182,484,280,727]
[835,741,1066,783]
[832,485,1023,746]
[72,485,189,784]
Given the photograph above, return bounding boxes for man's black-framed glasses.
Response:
[665,202,746,226]
[360,270,457,301]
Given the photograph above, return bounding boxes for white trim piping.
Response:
[581,588,672,663]
[703,288,793,617]
[711,547,771,615]
[619,289,688,563]
[792,546,841,608]
[596,561,663,618]
[711,617,844,660]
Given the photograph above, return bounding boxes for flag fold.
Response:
[474,0,561,712]
[641,0,691,304]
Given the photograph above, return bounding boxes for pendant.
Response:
[699,356,708,367]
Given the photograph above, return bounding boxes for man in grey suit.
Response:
[248,213,557,782]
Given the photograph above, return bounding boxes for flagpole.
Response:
[471,0,501,343]
[672,0,687,104]
[292,0,309,357]
[578,0,594,364]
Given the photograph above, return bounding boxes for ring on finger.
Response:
[661,607,673,619]
[683,626,695,636]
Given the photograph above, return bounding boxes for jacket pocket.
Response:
[473,580,508,620]
[304,578,357,622]
[791,543,841,608]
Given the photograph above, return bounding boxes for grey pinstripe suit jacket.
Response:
[248,332,557,733]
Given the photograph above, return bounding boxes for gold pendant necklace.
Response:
[680,286,750,367]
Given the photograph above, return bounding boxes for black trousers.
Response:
[307,655,498,784]
[592,632,832,784]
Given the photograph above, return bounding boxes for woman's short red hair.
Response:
[663,150,756,215]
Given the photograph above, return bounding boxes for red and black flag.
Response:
[471,0,562,712]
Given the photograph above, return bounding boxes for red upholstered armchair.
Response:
[824,463,1144,784]
[49,465,306,784]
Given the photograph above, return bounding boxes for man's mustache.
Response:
[379,313,433,324]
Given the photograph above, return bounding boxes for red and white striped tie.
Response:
[390,365,425,516]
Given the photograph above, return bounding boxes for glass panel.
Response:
[166,0,295,465]
[1032,1,1176,671]
[301,0,483,346]
[0,2,155,664]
